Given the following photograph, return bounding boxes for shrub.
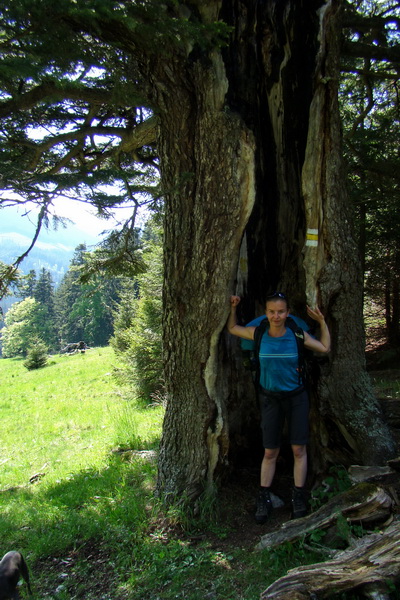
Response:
[23,338,49,370]
[111,235,163,402]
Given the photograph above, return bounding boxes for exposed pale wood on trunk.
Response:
[255,483,392,551]
[260,520,400,600]
[154,47,257,498]
[301,1,333,308]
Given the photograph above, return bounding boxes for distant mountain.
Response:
[1,204,102,242]
[0,205,105,314]
[0,231,79,282]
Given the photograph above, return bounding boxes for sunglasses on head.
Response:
[266,291,287,301]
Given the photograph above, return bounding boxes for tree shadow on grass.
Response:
[0,449,157,554]
[0,450,306,600]
[0,449,162,597]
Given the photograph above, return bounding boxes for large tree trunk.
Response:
[151,41,257,499]
[154,0,396,500]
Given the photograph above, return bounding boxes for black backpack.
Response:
[252,316,306,388]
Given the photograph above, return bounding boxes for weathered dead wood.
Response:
[347,465,399,521]
[255,483,392,551]
[348,465,396,485]
[260,519,400,600]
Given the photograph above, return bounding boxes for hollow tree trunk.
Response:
[152,0,396,500]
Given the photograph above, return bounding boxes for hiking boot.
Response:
[291,487,308,519]
[255,489,273,524]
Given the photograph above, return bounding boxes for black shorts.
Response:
[259,386,309,449]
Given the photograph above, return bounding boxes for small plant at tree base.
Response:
[310,465,352,511]
[23,338,49,370]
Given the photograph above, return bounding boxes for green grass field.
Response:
[1,346,309,600]
[0,347,168,597]
[2,346,384,600]
[1,347,162,489]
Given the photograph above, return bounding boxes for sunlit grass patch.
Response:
[0,347,163,489]
[0,347,163,562]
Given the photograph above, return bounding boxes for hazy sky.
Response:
[1,197,139,239]
[51,198,114,236]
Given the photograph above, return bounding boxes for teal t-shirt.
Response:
[258,328,299,392]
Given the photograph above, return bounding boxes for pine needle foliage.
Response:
[78,225,147,282]
[0,0,230,214]
[340,0,400,343]
[111,222,163,402]
[23,337,49,370]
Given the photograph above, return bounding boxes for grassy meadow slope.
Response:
[1,347,162,489]
[0,347,167,597]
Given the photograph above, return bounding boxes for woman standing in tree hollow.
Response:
[227,292,331,523]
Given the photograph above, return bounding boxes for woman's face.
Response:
[265,299,289,328]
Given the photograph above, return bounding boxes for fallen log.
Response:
[260,519,400,600]
[256,483,392,551]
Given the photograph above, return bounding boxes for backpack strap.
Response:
[285,316,306,385]
[253,318,269,389]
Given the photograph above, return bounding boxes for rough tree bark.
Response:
[151,0,396,500]
[149,34,256,498]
